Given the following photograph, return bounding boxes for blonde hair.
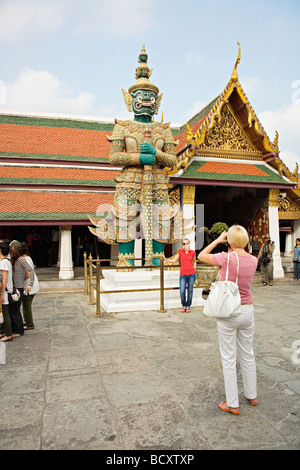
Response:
[227,225,249,249]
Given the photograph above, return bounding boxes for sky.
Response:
[0,0,299,172]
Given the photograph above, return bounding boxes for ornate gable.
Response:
[167,43,280,175]
[196,103,257,155]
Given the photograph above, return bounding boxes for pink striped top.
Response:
[213,252,258,304]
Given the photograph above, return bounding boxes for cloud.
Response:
[72,0,159,39]
[3,67,95,115]
[259,103,300,171]
[0,0,64,42]
[186,52,207,69]
[180,100,209,123]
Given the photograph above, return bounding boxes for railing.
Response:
[83,252,212,316]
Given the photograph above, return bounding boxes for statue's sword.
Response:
[141,129,153,267]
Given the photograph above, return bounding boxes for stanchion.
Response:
[96,256,101,316]
[160,256,166,313]
[83,252,88,295]
[88,253,94,304]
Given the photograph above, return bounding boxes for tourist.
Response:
[258,235,275,286]
[163,238,196,313]
[289,238,300,281]
[197,225,258,415]
[0,240,13,342]
[20,242,39,330]
[9,240,34,337]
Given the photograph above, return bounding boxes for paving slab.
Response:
[0,278,299,451]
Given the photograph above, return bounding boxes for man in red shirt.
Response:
[163,238,196,312]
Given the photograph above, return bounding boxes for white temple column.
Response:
[268,189,284,278]
[182,185,196,250]
[285,233,292,256]
[59,225,74,280]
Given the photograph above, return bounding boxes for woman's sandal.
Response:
[245,397,257,406]
[0,336,13,342]
[218,401,240,415]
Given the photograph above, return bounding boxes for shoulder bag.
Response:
[6,285,21,303]
[203,251,241,319]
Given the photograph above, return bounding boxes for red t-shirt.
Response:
[178,249,196,275]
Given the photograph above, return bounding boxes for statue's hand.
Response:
[140,143,157,155]
[139,154,156,165]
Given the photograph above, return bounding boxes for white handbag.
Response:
[203,251,241,319]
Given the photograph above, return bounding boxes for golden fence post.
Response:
[88,253,94,304]
[83,252,88,295]
[160,256,165,313]
[96,256,101,316]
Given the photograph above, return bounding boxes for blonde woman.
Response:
[198,225,258,415]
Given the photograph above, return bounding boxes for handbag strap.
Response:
[225,251,239,283]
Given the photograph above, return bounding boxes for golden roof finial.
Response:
[231,42,241,83]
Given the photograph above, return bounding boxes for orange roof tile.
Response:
[197,162,268,176]
[0,123,111,159]
[0,190,114,214]
[0,165,119,182]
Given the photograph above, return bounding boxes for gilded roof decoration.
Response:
[278,196,300,220]
[167,43,280,175]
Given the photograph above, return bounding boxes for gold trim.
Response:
[182,185,195,205]
[195,150,263,160]
[231,42,241,83]
[269,189,279,208]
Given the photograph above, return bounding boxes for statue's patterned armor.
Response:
[108,119,177,243]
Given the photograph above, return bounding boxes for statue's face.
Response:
[131,89,157,118]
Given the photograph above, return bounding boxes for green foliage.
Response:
[199,222,228,250]
[209,222,228,238]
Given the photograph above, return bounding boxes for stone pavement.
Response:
[0,277,299,451]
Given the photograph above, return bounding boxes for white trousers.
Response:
[217,304,257,408]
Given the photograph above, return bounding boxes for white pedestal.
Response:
[99,269,205,313]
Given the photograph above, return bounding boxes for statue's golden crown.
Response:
[127,44,159,95]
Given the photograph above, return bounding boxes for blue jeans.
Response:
[294,261,300,280]
[179,274,196,308]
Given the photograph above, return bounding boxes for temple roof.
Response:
[171,158,295,188]
[0,163,119,188]
[169,44,297,195]
[0,113,118,224]
[0,113,114,164]
[0,189,114,225]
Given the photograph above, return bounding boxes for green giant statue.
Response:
[89,45,179,266]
